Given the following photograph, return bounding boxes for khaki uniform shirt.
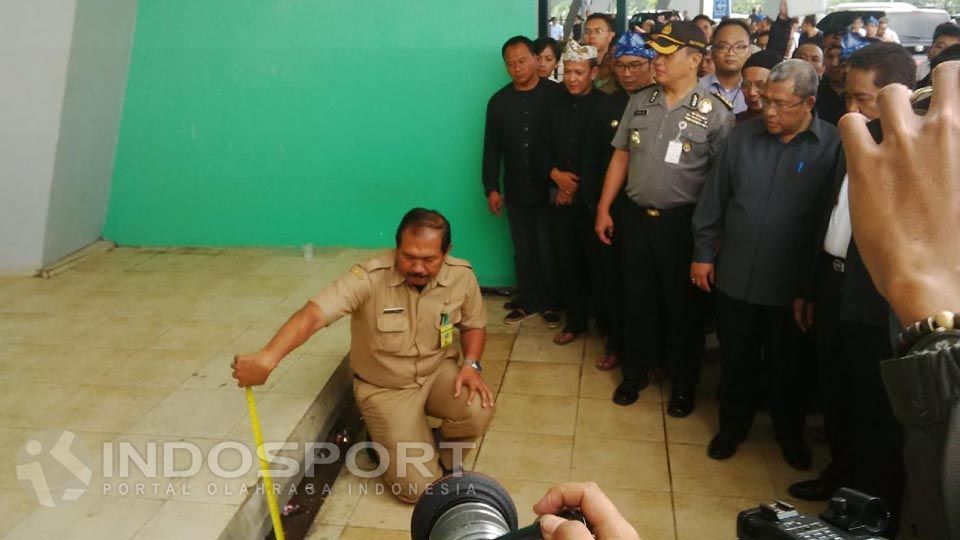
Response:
[612,84,734,209]
[309,251,487,389]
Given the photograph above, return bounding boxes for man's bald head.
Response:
[793,43,824,77]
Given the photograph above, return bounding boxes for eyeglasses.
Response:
[741,80,767,92]
[713,43,750,54]
[759,97,805,112]
[584,27,608,35]
[614,61,649,73]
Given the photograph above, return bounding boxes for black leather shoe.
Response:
[708,431,742,460]
[612,376,649,406]
[782,442,813,471]
[788,478,835,501]
[667,386,695,418]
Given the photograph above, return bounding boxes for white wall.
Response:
[0,0,137,274]
[0,1,77,273]
[43,0,137,266]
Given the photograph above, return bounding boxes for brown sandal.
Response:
[595,354,619,371]
[553,331,579,345]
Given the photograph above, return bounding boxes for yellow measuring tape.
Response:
[245,387,286,540]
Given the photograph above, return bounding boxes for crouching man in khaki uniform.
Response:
[232,208,495,503]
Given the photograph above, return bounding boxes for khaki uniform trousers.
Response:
[352,359,493,503]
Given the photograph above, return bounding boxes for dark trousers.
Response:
[505,201,559,312]
[551,202,600,335]
[598,198,624,354]
[813,254,904,523]
[619,202,704,387]
[716,291,805,444]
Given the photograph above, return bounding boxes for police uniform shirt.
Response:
[309,251,488,390]
[611,84,735,209]
[698,73,748,114]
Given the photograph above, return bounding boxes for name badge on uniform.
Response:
[439,312,454,348]
[665,140,683,164]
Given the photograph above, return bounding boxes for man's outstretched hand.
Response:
[839,60,960,326]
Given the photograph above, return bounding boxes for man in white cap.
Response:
[541,40,604,347]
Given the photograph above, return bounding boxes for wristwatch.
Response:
[465,358,482,373]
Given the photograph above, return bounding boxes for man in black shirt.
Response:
[766,0,794,57]
[692,59,842,468]
[816,44,845,124]
[581,32,656,371]
[542,40,604,346]
[789,45,917,529]
[798,15,823,49]
[482,36,562,327]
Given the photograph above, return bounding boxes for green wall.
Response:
[104,0,536,285]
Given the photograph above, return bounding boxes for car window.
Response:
[886,12,952,42]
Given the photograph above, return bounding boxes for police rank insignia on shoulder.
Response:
[648,89,660,104]
[698,99,713,114]
[349,265,365,280]
[710,91,734,111]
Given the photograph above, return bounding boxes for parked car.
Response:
[821,3,952,60]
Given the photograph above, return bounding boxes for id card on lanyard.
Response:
[439,312,454,348]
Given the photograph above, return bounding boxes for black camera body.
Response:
[737,489,891,540]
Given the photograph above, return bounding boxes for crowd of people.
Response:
[481,6,960,533]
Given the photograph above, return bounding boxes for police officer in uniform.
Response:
[232,209,494,503]
[594,21,734,416]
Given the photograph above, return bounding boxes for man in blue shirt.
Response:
[698,19,752,114]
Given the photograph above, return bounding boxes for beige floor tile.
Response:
[346,480,414,530]
[483,333,516,361]
[488,393,577,436]
[0,428,36,488]
[474,431,572,484]
[169,440,259,505]
[186,295,285,322]
[0,288,89,315]
[0,488,39,537]
[579,362,663,403]
[673,493,756,540]
[146,320,251,351]
[72,250,160,272]
[57,385,171,433]
[100,349,218,388]
[668,443,777,499]
[571,437,670,492]
[129,387,248,438]
[306,524,346,540]
[482,358,508,395]
[497,478,556,526]
[74,317,175,349]
[499,362,580,397]
[110,293,202,321]
[510,331,584,364]
[179,351,294,392]
[576,398,665,442]
[129,253,217,273]
[340,527,409,540]
[16,346,137,384]
[83,433,218,501]
[315,468,370,526]
[251,257,327,277]
[584,332,606,360]
[0,382,84,429]
[230,326,284,354]
[271,354,343,396]
[605,487,676,539]
[131,500,236,539]
[208,275,303,298]
[194,252,273,274]
[0,313,103,346]
[3,494,163,540]
[664,394,719,446]
[226,391,318,444]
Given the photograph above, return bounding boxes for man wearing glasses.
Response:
[583,13,619,94]
[594,22,734,416]
[581,31,656,373]
[690,60,842,468]
[698,19,753,114]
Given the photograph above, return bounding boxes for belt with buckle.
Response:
[644,208,661,217]
[832,258,845,273]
